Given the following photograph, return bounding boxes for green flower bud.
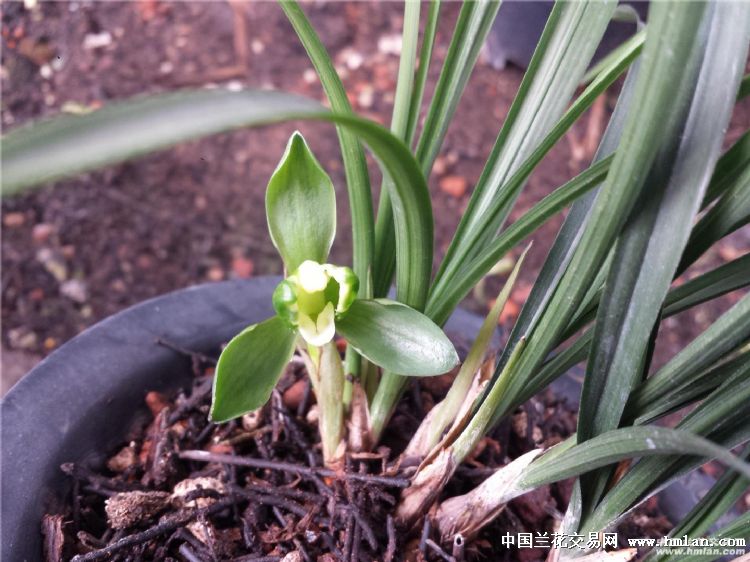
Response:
[272,260,359,346]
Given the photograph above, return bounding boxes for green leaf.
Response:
[480,248,750,430]
[279,0,374,297]
[520,426,750,490]
[633,349,749,426]
[554,130,750,345]
[679,164,750,272]
[336,299,458,376]
[642,445,750,562]
[424,245,530,451]
[484,1,709,432]
[426,155,612,325]
[436,0,618,286]
[265,132,336,272]
[581,28,645,85]
[415,0,500,177]
[372,0,423,298]
[433,3,642,368]
[701,129,749,207]
[582,394,750,535]
[663,253,750,316]
[577,0,750,517]
[738,72,750,99]
[1,89,433,314]
[406,0,441,148]
[673,512,750,562]
[210,316,297,422]
[628,292,750,414]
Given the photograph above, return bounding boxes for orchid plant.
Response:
[3,0,750,559]
[210,131,457,464]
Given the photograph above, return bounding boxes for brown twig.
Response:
[70,497,236,562]
[155,337,218,365]
[179,450,410,487]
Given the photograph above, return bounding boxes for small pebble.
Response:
[3,212,25,228]
[60,279,88,303]
[31,223,54,243]
[439,175,468,198]
[172,477,226,509]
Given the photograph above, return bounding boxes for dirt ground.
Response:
[2,1,749,389]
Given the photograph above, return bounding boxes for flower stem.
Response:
[317,341,345,465]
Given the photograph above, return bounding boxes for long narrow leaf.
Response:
[279,0,375,297]
[487,1,709,429]
[678,165,750,273]
[373,0,422,298]
[642,445,750,562]
[521,427,750,491]
[663,253,750,316]
[483,33,643,404]
[426,156,612,325]
[583,372,750,533]
[577,0,750,517]
[633,349,750,426]
[414,0,500,177]
[430,29,642,300]
[1,90,433,310]
[628,292,750,414]
[436,0,618,283]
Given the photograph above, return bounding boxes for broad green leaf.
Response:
[279,0,374,297]
[577,0,750,517]
[336,299,458,377]
[266,132,336,272]
[484,1,709,433]
[520,426,750,490]
[210,316,296,422]
[1,89,433,314]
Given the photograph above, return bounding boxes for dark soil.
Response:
[45,339,671,562]
[3,1,748,385]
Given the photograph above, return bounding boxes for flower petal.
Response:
[297,260,329,293]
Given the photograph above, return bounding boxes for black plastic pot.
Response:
[1,277,510,560]
[0,277,711,560]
